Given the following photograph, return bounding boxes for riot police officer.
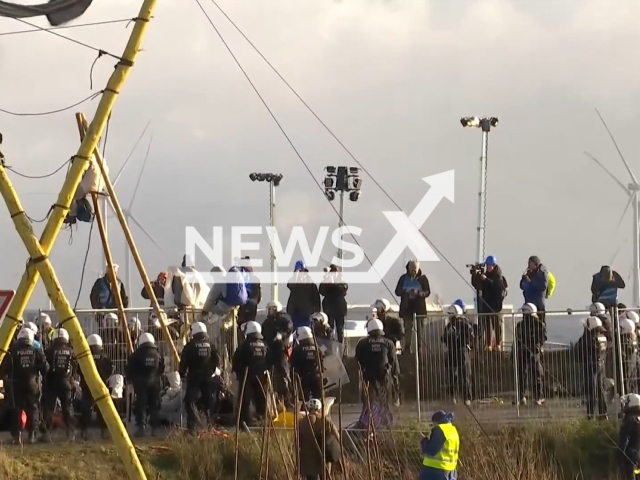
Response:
[232,321,268,427]
[3,327,47,444]
[290,326,324,402]
[373,298,405,349]
[261,300,293,407]
[441,304,474,406]
[620,317,639,396]
[514,303,547,406]
[355,319,399,408]
[577,316,609,419]
[126,332,164,437]
[179,322,220,433]
[42,328,76,441]
[79,334,113,440]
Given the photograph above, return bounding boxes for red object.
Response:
[0,290,15,322]
[20,411,26,429]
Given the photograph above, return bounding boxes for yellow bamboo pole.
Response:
[78,113,180,367]
[0,167,147,479]
[0,0,158,368]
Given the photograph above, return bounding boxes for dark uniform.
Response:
[79,345,113,438]
[441,315,474,404]
[576,326,608,419]
[232,331,268,426]
[290,336,324,402]
[622,332,639,396]
[355,331,399,406]
[381,313,405,346]
[179,332,220,432]
[262,311,294,404]
[42,337,76,439]
[2,334,48,443]
[126,340,164,435]
[619,400,640,480]
[515,312,547,404]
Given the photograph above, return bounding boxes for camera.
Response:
[466,262,485,276]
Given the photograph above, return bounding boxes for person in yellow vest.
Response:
[420,410,460,480]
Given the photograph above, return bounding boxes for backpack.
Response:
[224,267,248,307]
[546,271,556,299]
[501,276,508,300]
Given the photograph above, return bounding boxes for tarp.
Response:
[0,0,93,26]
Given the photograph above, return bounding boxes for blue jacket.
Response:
[419,424,458,480]
[520,266,548,310]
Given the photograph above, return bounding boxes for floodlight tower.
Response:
[249,172,283,302]
[323,166,362,263]
[460,116,499,265]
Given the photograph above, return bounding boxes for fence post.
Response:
[414,312,421,422]
[512,312,520,418]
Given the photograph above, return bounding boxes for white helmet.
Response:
[150,316,162,328]
[266,300,283,313]
[87,334,103,348]
[306,398,322,412]
[624,393,640,409]
[625,311,640,324]
[241,321,261,336]
[311,312,329,326]
[621,318,636,335]
[138,332,155,346]
[373,298,391,312]
[37,313,52,327]
[104,313,119,327]
[367,319,384,334]
[521,303,538,315]
[25,322,38,333]
[56,328,70,341]
[296,326,313,341]
[17,327,34,343]
[590,302,606,316]
[585,316,603,331]
[446,304,463,316]
[190,321,207,336]
[128,316,141,330]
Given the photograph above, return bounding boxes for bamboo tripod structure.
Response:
[0,1,158,479]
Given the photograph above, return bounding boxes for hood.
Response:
[528,255,541,268]
[405,260,421,276]
[182,254,195,268]
[210,265,226,273]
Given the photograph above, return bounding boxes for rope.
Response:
[6,158,71,179]
[74,216,95,310]
[194,0,398,302]
[0,91,102,116]
[0,18,133,36]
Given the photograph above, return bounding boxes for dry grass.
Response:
[0,420,629,480]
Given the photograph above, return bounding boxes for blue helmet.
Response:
[453,299,466,312]
[484,255,497,266]
[294,260,306,272]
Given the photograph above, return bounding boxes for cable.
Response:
[6,158,71,179]
[194,0,398,302]
[0,91,102,116]
[0,18,133,37]
[74,217,95,310]
[209,0,494,308]
[11,18,121,59]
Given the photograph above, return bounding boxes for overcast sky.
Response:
[2,0,640,313]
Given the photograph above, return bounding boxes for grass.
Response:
[0,420,630,479]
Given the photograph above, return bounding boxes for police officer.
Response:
[441,304,474,406]
[355,319,399,408]
[514,303,547,406]
[619,393,640,480]
[261,300,293,407]
[179,321,220,433]
[42,328,76,441]
[373,298,405,350]
[310,312,332,340]
[126,332,164,437]
[589,302,612,338]
[2,327,47,445]
[232,321,268,427]
[78,334,113,440]
[577,316,608,419]
[620,317,639,396]
[290,326,324,402]
[24,322,42,351]
[37,313,53,352]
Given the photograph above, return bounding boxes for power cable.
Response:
[74,216,95,310]
[0,91,102,116]
[0,18,133,37]
[207,0,491,306]
[6,158,71,179]
[194,0,398,301]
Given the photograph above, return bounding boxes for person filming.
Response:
[469,255,506,351]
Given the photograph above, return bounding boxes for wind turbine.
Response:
[584,108,640,308]
[108,134,162,307]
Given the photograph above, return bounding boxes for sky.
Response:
[1,0,640,313]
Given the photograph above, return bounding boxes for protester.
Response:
[238,256,261,325]
[298,398,342,480]
[287,260,321,330]
[394,260,430,354]
[319,264,348,343]
[470,255,506,350]
[519,256,549,320]
[90,264,129,310]
[591,265,626,309]
[141,271,167,308]
[201,265,228,316]
[419,410,460,480]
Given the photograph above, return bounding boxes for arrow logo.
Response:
[367,170,454,280]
